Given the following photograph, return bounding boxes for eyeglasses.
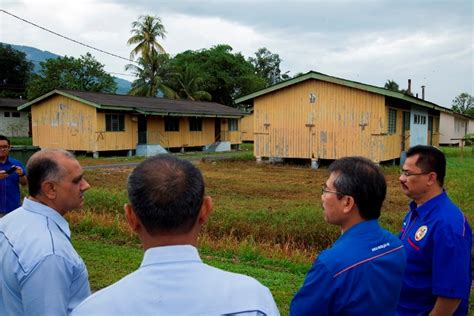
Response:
[321,187,348,196]
[0,146,10,150]
[400,170,430,177]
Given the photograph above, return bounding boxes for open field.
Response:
[67,146,473,314]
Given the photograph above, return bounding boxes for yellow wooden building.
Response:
[240,112,254,142]
[19,89,243,157]
[235,71,450,164]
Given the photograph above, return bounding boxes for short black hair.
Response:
[127,155,205,235]
[0,135,10,146]
[328,156,387,220]
[406,145,446,186]
[26,150,75,197]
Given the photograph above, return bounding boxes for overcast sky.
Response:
[1,0,472,107]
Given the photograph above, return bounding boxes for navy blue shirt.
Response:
[290,220,406,316]
[397,191,472,316]
[0,157,25,213]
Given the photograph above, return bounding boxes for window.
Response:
[388,109,397,134]
[12,112,20,118]
[4,112,10,117]
[228,118,239,131]
[165,116,180,132]
[414,114,426,125]
[105,114,125,132]
[454,119,466,133]
[189,117,202,132]
[403,112,411,130]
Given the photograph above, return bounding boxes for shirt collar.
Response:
[22,197,71,238]
[0,156,13,166]
[141,245,202,268]
[338,219,380,242]
[409,191,447,218]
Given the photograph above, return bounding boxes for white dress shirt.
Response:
[72,245,280,316]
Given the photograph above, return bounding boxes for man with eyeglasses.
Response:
[397,145,471,316]
[0,135,27,217]
[290,156,406,315]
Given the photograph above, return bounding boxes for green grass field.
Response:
[68,146,473,315]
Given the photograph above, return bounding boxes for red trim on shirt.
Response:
[407,237,420,251]
[333,245,404,278]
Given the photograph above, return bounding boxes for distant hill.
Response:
[2,42,132,95]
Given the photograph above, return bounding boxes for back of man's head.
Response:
[127,155,205,235]
[329,156,386,220]
[26,149,75,197]
[406,145,446,187]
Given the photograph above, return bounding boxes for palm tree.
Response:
[125,51,177,98]
[384,80,400,92]
[175,65,212,101]
[127,15,166,60]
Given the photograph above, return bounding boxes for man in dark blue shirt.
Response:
[397,145,471,315]
[290,156,406,316]
[0,135,27,216]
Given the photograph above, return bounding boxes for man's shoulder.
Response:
[319,227,404,274]
[429,195,469,232]
[6,156,24,167]
[0,208,79,270]
[202,263,270,291]
[72,263,276,315]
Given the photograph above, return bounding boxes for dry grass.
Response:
[69,159,422,261]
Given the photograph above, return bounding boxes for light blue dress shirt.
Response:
[72,245,279,316]
[0,198,91,315]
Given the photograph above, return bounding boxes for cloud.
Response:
[1,0,472,106]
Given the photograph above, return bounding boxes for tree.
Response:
[384,80,400,92]
[248,47,288,86]
[174,65,212,101]
[170,45,266,106]
[27,53,116,100]
[0,44,33,98]
[125,51,177,98]
[452,93,474,116]
[127,15,166,60]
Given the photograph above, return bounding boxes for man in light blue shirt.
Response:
[73,155,279,316]
[0,149,91,315]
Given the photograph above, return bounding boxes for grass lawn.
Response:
[68,146,473,315]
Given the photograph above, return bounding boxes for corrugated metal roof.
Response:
[0,97,27,109]
[19,89,244,118]
[235,71,453,114]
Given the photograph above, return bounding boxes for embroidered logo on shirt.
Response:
[415,225,428,241]
[371,242,390,252]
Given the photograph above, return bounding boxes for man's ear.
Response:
[124,203,140,232]
[342,195,356,214]
[41,181,56,200]
[197,196,213,225]
[426,172,438,186]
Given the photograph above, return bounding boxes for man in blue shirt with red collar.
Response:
[0,135,27,216]
[397,145,471,315]
[290,156,406,315]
